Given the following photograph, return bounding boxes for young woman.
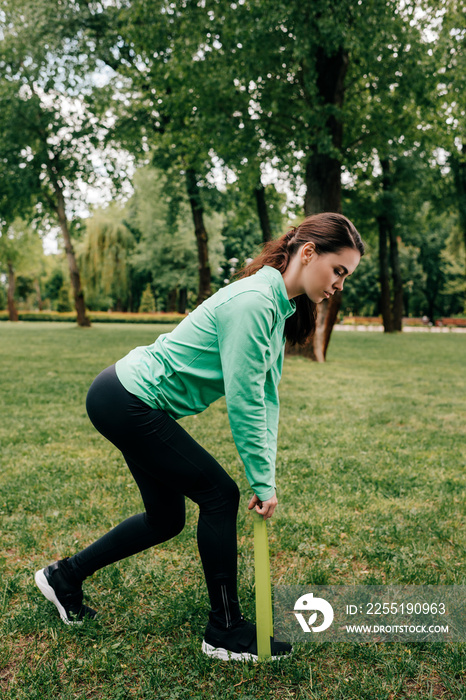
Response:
[35,212,363,661]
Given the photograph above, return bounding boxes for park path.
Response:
[334,324,466,333]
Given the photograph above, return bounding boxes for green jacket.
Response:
[115,265,296,501]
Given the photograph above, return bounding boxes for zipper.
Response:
[220,584,231,629]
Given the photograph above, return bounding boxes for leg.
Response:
[68,454,186,580]
[70,365,242,627]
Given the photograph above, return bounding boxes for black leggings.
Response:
[67,364,242,628]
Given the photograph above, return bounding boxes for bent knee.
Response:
[227,478,241,507]
[145,512,185,539]
[208,476,240,513]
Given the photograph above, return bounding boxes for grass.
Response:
[0,322,465,699]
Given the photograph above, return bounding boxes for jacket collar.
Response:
[259,266,296,319]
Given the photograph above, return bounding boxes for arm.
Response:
[264,340,285,470]
[215,290,278,502]
[247,342,284,519]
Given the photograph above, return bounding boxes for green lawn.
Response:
[1,322,465,699]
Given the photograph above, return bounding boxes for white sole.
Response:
[34,568,79,625]
[201,640,288,662]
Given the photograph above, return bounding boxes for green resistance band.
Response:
[254,511,273,660]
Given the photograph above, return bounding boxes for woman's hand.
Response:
[248,493,278,520]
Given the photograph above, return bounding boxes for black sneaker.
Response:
[202,618,292,661]
[34,558,97,625]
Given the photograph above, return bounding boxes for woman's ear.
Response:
[301,241,316,263]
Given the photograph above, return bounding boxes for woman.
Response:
[35,212,363,661]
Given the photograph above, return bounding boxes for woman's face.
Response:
[299,245,361,303]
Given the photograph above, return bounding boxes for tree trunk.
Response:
[303,45,348,217]
[178,286,187,314]
[53,183,91,327]
[388,230,403,331]
[167,288,177,312]
[301,147,344,361]
[377,158,405,333]
[451,141,466,271]
[424,272,441,324]
[185,169,211,305]
[381,158,403,331]
[286,46,349,362]
[377,212,393,332]
[7,262,19,322]
[285,291,342,362]
[427,295,436,324]
[304,149,343,218]
[254,183,272,243]
[34,278,43,311]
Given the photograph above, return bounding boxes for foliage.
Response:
[0,219,42,277]
[0,219,45,316]
[138,284,156,313]
[432,0,466,246]
[56,282,73,313]
[0,0,465,324]
[0,0,132,217]
[0,0,137,325]
[219,180,287,273]
[125,167,226,308]
[43,266,66,309]
[340,253,380,317]
[403,203,465,318]
[0,310,186,323]
[77,204,136,311]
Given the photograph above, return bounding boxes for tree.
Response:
[13,233,49,311]
[206,172,288,289]
[405,204,464,321]
[205,0,356,359]
[66,0,222,305]
[0,0,133,326]
[138,284,156,313]
[0,219,41,320]
[434,1,466,266]
[204,0,438,353]
[78,204,136,311]
[125,166,225,312]
[4,0,458,337]
[336,1,442,332]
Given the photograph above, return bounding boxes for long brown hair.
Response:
[235,212,365,346]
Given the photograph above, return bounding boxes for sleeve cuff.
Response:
[254,486,276,502]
